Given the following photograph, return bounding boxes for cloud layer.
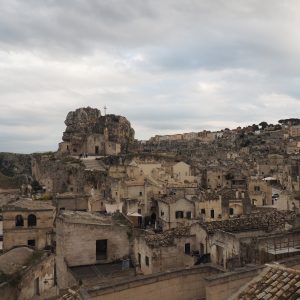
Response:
[1,0,300,153]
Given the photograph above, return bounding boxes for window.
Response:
[138,253,141,266]
[139,191,143,196]
[175,211,184,219]
[185,243,191,254]
[254,186,260,192]
[28,239,36,247]
[60,207,65,211]
[229,208,234,215]
[115,191,118,195]
[161,210,164,216]
[15,215,24,227]
[186,211,192,219]
[145,256,149,266]
[95,146,99,155]
[96,240,107,260]
[218,175,221,179]
[28,214,37,227]
[138,209,142,214]
[210,209,215,219]
[201,209,205,215]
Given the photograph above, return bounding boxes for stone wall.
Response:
[87,265,220,300]
[205,266,264,300]
[56,219,130,267]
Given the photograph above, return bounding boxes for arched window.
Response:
[28,214,37,227]
[16,215,24,227]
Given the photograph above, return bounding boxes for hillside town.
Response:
[1,107,300,299]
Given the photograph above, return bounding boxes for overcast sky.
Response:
[1,0,300,153]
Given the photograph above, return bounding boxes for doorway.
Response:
[96,239,107,260]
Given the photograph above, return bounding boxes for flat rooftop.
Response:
[59,210,131,227]
[2,198,55,211]
[70,262,136,288]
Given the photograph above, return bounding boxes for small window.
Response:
[28,239,36,247]
[175,211,184,219]
[186,211,192,219]
[218,175,221,179]
[139,191,143,196]
[254,186,260,192]
[15,215,24,227]
[210,209,215,219]
[185,243,191,254]
[229,208,234,215]
[145,256,149,266]
[28,214,37,227]
[201,209,205,215]
[161,211,164,216]
[138,253,141,265]
[115,191,118,195]
[60,207,65,211]
[138,209,142,214]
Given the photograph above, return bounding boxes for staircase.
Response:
[82,159,106,171]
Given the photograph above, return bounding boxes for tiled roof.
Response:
[144,226,191,248]
[238,264,300,300]
[201,211,295,234]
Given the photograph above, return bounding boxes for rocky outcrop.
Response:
[62,107,135,153]
[0,152,32,188]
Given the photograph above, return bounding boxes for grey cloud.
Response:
[1,1,300,152]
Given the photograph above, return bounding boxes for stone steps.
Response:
[82,160,106,171]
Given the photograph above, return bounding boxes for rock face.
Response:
[61,107,135,154]
[0,152,32,188]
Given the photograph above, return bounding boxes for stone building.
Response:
[157,196,196,230]
[134,227,196,275]
[0,247,55,300]
[56,210,131,289]
[2,199,55,251]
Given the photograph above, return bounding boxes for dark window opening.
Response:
[175,211,184,219]
[210,209,215,219]
[201,209,205,214]
[185,243,191,254]
[15,215,24,227]
[138,253,141,265]
[186,211,192,219]
[229,208,234,215]
[28,239,36,247]
[28,214,37,227]
[138,208,142,214]
[254,186,260,192]
[145,256,149,266]
[139,191,143,196]
[96,239,107,260]
[60,207,65,211]
[161,210,164,216]
[73,148,77,153]
[95,146,99,155]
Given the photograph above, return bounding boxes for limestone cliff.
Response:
[62,107,135,153]
[0,152,32,188]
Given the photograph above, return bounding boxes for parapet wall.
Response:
[87,265,220,300]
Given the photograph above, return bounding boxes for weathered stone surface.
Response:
[62,107,135,153]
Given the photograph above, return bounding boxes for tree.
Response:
[259,121,268,130]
